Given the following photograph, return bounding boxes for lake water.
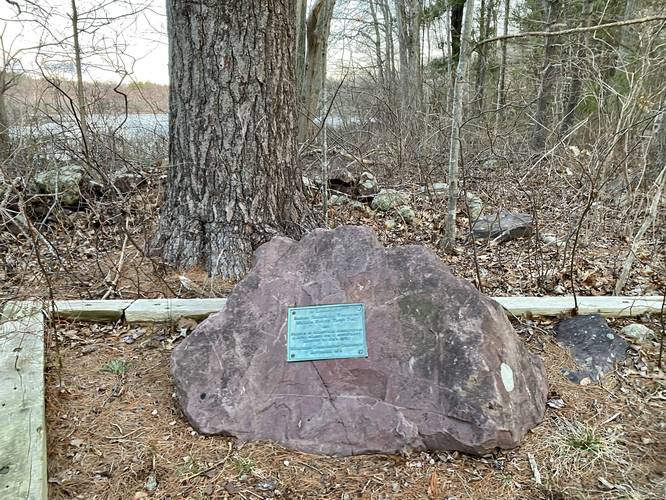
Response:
[11,112,364,143]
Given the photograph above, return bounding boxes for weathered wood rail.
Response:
[3,295,663,325]
[0,294,663,499]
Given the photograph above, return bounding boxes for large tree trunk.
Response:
[154,0,315,281]
[297,0,336,143]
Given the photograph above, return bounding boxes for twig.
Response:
[101,221,129,299]
[528,453,542,485]
[182,441,233,482]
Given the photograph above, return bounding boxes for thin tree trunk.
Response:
[0,71,10,161]
[381,0,396,98]
[295,0,307,89]
[530,0,561,153]
[495,0,510,116]
[450,0,465,67]
[442,0,476,248]
[297,0,336,143]
[474,0,491,112]
[154,0,316,280]
[395,0,423,109]
[368,0,386,88]
[559,0,593,138]
[70,0,89,159]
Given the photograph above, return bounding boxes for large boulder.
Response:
[172,226,547,456]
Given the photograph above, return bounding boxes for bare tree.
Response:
[442,0,475,248]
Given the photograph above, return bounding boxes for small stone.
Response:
[397,206,416,224]
[621,324,655,343]
[329,194,350,206]
[144,471,158,491]
[256,479,277,491]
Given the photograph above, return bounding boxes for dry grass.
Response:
[45,317,666,499]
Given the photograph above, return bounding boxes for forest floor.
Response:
[45,317,665,499]
[1,153,664,301]
[1,154,665,499]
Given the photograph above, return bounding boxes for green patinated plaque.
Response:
[287,304,368,362]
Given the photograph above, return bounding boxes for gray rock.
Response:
[35,165,88,206]
[420,182,449,197]
[472,211,533,243]
[172,225,547,456]
[110,168,144,193]
[554,315,628,383]
[620,323,655,343]
[397,206,416,224]
[329,194,350,206]
[349,200,366,211]
[358,171,379,197]
[372,189,410,211]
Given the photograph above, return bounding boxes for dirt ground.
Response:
[45,316,666,500]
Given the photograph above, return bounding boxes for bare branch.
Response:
[476,15,666,48]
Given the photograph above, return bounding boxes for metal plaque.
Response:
[287,303,368,362]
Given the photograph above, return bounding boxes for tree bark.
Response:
[530,0,561,153]
[442,0,476,248]
[154,0,316,281]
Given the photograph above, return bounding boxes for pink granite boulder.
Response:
[171,225,547,456]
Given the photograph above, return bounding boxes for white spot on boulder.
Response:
[500,363,515,393]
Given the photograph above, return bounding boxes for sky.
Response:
[1,0,170,84]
